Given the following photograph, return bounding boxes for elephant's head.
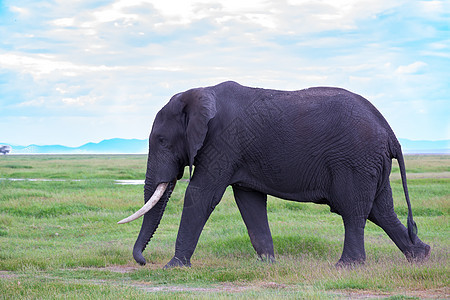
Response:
[118,87,217,265]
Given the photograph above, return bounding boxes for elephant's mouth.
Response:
[117,182,169,224]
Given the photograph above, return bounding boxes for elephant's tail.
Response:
[392,140,418,244]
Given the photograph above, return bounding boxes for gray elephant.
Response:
[118,81,430,268]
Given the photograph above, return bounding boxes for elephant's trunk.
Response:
[132,181,175,265]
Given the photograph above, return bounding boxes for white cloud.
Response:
[52,18,76,27]
[0,53,68,78]
[150,0,270,21]
[0,52,127,79]
[10,6,30,17]
[18,98,46,107]
[395,61,428,75]
[418,0,446,16]
[92,0,140,24]
[62,95,101,107]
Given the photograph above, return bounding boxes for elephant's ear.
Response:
[180,88,217,174]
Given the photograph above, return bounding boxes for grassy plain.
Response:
[0,154,448,299]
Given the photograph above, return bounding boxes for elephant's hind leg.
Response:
[368,185,430,262]
[232,186,275,261]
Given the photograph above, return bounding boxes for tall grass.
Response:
[0,155,448,298]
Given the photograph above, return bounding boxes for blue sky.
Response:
[0,0,449,147]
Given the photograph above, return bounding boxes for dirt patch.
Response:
[260,281,288,289]
[72,265,139,274]
[0,270,16,279]
[390,172,450,180]
[405,288,450,299]
[134,282,251,293]
[103,265,139,274]
[331,287,449,299]
[332,289,391,298]
[132,283,449,297]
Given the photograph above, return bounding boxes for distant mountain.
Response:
[399,139,450,154]
[1,138,148,154]
[77,138,147,154]
[1,138,449,154]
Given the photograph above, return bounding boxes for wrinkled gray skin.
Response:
[131,81,430,268]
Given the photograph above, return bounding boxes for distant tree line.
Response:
[0,145,12,155]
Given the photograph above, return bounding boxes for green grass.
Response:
[391,155,450,174]
[0,155,449,299]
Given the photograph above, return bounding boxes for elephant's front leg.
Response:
[164,183,227,268]
[233,186,275,262]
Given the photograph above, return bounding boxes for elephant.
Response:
[118,81,430,268]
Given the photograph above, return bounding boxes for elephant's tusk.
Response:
[117,182,169,224]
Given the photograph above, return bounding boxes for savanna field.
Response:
[0,155,448,299]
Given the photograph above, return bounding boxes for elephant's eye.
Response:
[158,136,168,147]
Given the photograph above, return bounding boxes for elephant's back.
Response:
[263,86,396,163]
[286,87,395,142]
[212,82,397,157]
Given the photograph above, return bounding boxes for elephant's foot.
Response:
[335,255,365,269]
[335,259,365,269]
[404,241,431,263]
[257,254,276,264]
[163,256,191,269]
